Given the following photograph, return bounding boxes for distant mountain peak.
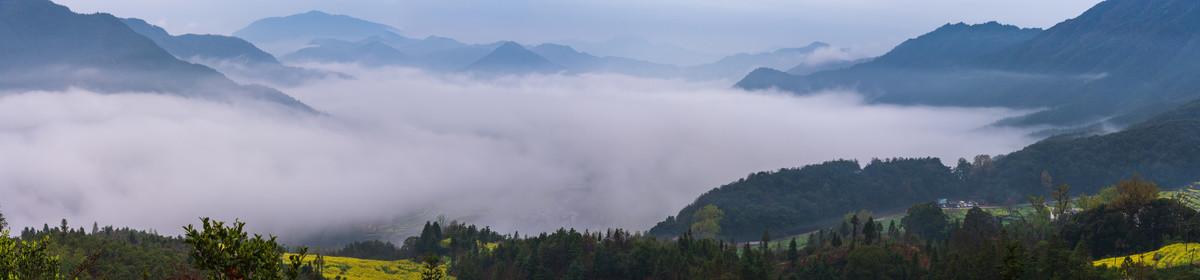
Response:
[463,41,566,74]
[494,41,524,50]
[806,41,831,48]
[233,10,401,55]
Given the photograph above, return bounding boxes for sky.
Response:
[55,0,1103,55]
[0,65,1038,240]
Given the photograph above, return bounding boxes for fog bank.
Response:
[0,67,1038,241]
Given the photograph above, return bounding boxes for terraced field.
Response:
[1094,243,1200,268]
[1162,183,1200,210]
[282,254,455,280]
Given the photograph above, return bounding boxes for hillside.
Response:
[121,18,277,65]
[652,90,1200,241]
[0,0,313,111]
[648,158,963,241]
[990,98,1200,198]
[738,0,1200,129]
[736,22,1045,110]
[876,22,1042,69]
[1094,243,1200,268]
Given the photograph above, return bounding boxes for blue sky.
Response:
[57,0,1101,56]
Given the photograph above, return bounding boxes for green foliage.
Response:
[901,202,949,241]
[183,217,304,280]
[689,205,724,240]
[993,118,1200,200]
[1052,184,1072,219]
[1113,175,1160,213]
[1061,197,1199,259]
[450,228,749,279]
[328,240,404,261]
[419,256,444,280]
[0,230,59,279]
[20,222,198,279]
[651,158,964,241]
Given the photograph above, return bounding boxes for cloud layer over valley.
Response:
[0,67,1038,241]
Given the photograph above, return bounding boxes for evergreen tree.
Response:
[888,221,900,240]
[760,230,771,252]
[787,238,799,263]
[420,256,445,280]
[862,216,876,245]
[850,214,860,245]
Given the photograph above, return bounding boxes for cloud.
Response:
[0,67,1037,243]
[802,46,858,66]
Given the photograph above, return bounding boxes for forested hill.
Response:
[737,0,1200,129]
[651,96,1200,241]
[648,158,964,241]
[990,98,1200,198]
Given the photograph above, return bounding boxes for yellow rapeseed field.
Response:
[1094,243,1200,268]
[282,253,454,280]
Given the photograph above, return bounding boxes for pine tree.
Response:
[787,238,799,263]
[760,230,771,252]
[888,221,900,240]
[863,216,876,244]
[850,214,860,245]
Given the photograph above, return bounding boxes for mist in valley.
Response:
[0,65,1039,242]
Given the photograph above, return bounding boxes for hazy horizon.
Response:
[54,0,1102,56]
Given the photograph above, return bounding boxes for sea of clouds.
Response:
[0,66,1037,241]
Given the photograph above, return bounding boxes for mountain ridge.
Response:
[737,0,1200,129]
[0,0,314,111]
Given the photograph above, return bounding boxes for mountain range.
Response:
[559,35,725,66]
[242,11,861,80]
[738,0,1200,130]
[119,18,340,87]
[0,0,314,111]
